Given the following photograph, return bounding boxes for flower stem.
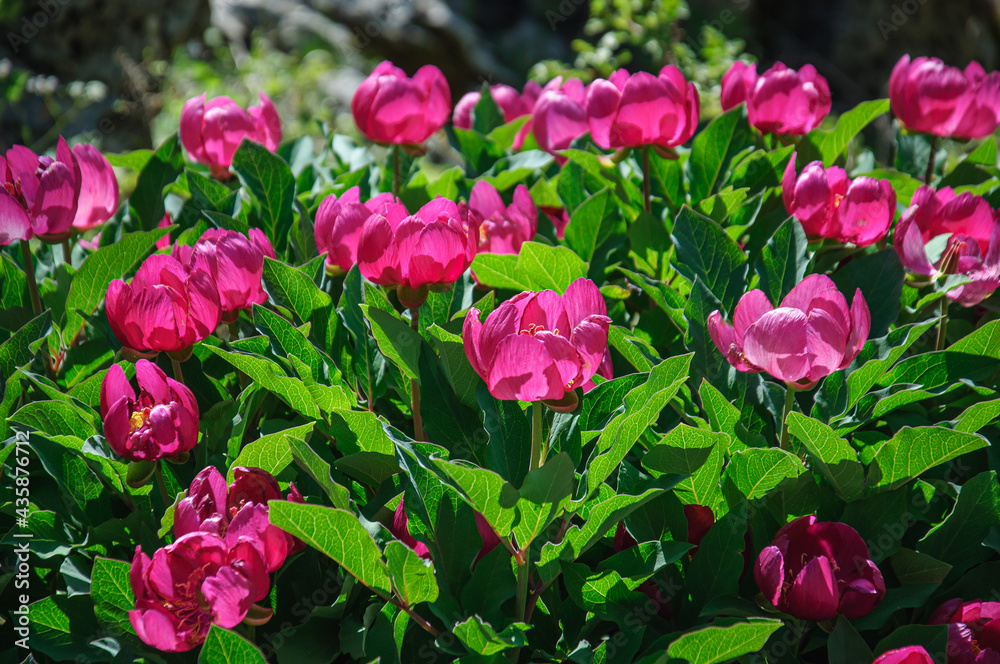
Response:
[61,239,72,265]
[642,146,651,214]
[409,306,424,441]
[392,145,401,198]
[510,550,530,662]
[20,240,42,316]
[531,401,544,471]
[154,462,171,507]
[779,387,796,450]
[936,296,949,351]
[171,357,185,385]
[925,136,939,185]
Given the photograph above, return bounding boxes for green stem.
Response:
[61,239,72,265]
[510,551,529,662]
[20,240,42,316]
[392,145,401,198]
[531,401,544,471]
[410,306,424,441]
[926,136,939,185]
[641,146,651,214]
[936,297,949,351]
[171,357,185,385]
[779,387,796,451]
[154,462,171,507]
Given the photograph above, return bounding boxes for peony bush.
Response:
[2,54,1000,664]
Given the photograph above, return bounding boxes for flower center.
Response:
[521,323,559,336]
[129,409,150,433]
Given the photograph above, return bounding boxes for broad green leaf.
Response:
[452,617,529,656]
[91,557,134,634]
[643,425,729,507]
[428,324,480,407]
[261,257,331,323]
[28,595,104,662]
[565,188,612,263]
[199,625,268,664]
[204,346,321,419]
[105,149,153,171]
[384,540,438,606]
[755,217,808,304]
[269,501,392,594]
[586,354,692,496]
[812,99,890,165]
[513,452,576,548]
[471,241,588,292]
[561,562,648,623]
[478,383,531,487]
[8,400,94,439]
[831,249,904,337]
[227,422,314,483]
[64,228,168,343]
[890,548,952,585]
[130,134,183,230]
[362,304,423,382]
[918,471,1000,574]
[671,206,747,311]
[472,84,505,134]
[952,397,1000,433]
[687,108,755,202]
[786,412,864,501]
[842,318,937,411]
[728,145,794,191]
[726,448,804,500]
[231,139,296,252]
[869,427,988,492]
[951,319,1000,358]
[666,618,783,664]
[699,380,741,442]
[828,618,874,664]
[431,458,519,537]
[288,436,350,509]
[687,503,748,610]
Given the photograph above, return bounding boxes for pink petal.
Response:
[487,332,575,402]
[32,160,77,237]
[586,77,621,150]
[0,188,32,244]
[180,94,208,161]
[733,289,774,344]
[785,555,841,621]
[742,307,811,384]
[100,363,135,419]
[71,144,120,230]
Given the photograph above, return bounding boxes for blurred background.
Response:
[1,0,999,154]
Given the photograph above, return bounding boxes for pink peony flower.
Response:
[529,78,590,158]
[890,55,1000,139]
[873,647,935,664]
[708,274,870,390]
[721,61,831,135]
[586,67,700,150]
[929,598,1000,664]
[352,61,451,146]
[105,254,222,354]
[180,92,281,180]
[894,186,1000,307]
[314,187,402,273]
[782,153,896,246]
[463,278,611,405]
[452,81,541,130]
[129,532,270,652]
[755,515,886,621]
[173,228,275,323]
[100,360,199,462]
[0,137,80,244]
[469,180,537,255]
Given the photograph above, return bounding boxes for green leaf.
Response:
[786,412,864,501]
[472,84,505,135]
[565,188,612,263]
[130,134,183,230]
[666,617,783,664]
[841,318,938,412]
[203,346,322,419]
[261,257,331,323]
[64,228,169,343]
[199,625,268,664]
[9,400,95,439]
[868,427,988,492]
[687,502,748,610]
[561,562,648,623]
[828,618,874,664]
[586,354,692,496]
[384,540,439,606]
[699,379,741,442]
[91,557,134,634]
[951,319,1000,358]
[28,595,104,663]
[227,422,314,483]
[231,139,296,252]
[951,397,1000,433]
[890,548,952,585]
[269,501,392,594]
[812,99,890,165]
[513,452,576,547]
[642,425,729,507]
[755,217,808,304]
[687,108,755,202]
[431,457,519,538]
[288,436,350,509]
[470,241,588,292]
[671,206,748,311]
[452,617,529,656]
[726,448,805,500]
[918,471,1000,574]
[362,304,423,382]
[831,249,904,337]
[478,383,531,487]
